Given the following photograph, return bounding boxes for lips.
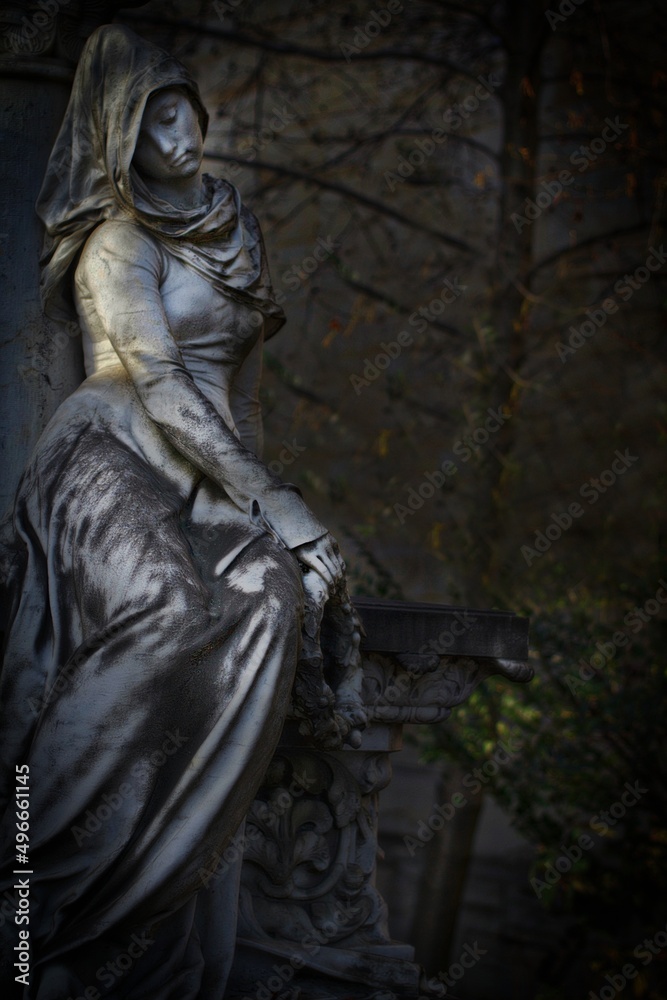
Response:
[171,150,195,166]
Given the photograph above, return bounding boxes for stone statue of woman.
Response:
[0,23,364,998]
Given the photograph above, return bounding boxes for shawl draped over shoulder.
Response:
[37,21,285,337]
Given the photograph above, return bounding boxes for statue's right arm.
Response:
[74,221,327,551]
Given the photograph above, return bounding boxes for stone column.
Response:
[0,29,75,528]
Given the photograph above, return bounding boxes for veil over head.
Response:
[37,23,285,335]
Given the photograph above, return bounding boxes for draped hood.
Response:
[36,23,286,336]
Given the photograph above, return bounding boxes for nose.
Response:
[156,131,178,158]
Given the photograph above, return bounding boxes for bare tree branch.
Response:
[123,10,503,85]
[203,151,476,252]
[332,268,463,341]
[526,223,649,284]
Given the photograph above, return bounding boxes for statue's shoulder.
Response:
[81,218,159,256]
[77,219,162,279]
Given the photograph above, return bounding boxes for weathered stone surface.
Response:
[229,608,531,997]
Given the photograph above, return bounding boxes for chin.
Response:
[175,159,202,179]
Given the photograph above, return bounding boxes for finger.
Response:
[318,556,336,586]
[319,551,344,583]
[324,534,343,562]
[332,553,346,577]
[302,553,335,587]
[321,539,344,574]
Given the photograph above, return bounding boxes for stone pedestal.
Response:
[228,600,531,999]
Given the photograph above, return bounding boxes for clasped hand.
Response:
[292,532,345,592]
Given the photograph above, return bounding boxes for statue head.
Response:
[37,24,209,316]
[133,86,205,186]
[35,22,286,337]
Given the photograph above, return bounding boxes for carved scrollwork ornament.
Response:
[238,749,392,951]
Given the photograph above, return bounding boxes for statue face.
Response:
[133,88,204,182]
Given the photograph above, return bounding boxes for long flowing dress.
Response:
[0,24,329,1000]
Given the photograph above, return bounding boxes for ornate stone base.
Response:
[228,939,421,999]
[228,600,531,998]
